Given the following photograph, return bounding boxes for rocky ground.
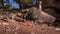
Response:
[0,12,60,34]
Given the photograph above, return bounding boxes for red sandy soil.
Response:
[0,13,60,34]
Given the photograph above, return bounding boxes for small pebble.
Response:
[55,28,60,31]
